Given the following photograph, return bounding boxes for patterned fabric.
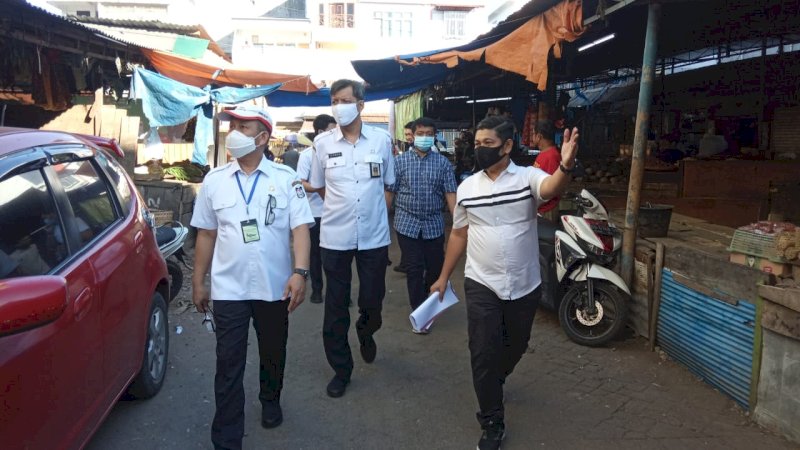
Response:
[390,150,457,240]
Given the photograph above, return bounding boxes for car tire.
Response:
[127,292,169,399]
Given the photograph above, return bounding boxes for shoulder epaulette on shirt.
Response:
[204,163,232,180]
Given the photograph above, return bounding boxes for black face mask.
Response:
[475,145,506,169]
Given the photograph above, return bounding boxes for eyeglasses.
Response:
[265,194,276,226]
[202,309,216,333]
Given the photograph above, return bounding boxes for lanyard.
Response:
[235,171,261,217]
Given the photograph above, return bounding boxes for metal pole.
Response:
[471,85,476,129]
[621,1,661,286]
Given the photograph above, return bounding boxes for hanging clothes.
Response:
[393,91,424,141]
[522,105,539,147]
[131,68,281,166]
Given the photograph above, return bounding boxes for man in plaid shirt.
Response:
[389,117,457,332]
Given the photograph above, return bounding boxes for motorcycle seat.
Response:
[537,217,558,245]
[155,226,177,247]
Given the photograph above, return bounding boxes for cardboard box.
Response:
[729,252,792,277]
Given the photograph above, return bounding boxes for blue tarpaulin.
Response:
[131,68,282,165]
[266,85,422,107]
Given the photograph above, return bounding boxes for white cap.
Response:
[219,105,274,134]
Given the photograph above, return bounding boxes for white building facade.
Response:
[231,0,501,83]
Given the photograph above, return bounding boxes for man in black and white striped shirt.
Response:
[431,116,578,450]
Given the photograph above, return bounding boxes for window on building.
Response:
[442,10,467,39]
[320,3,355,28]
[76,10,91,17]
[374,12,412,38]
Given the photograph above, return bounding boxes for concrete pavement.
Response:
[87,240,793,450]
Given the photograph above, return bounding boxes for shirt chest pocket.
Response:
[211,197,238,226]
[325,157,348,181]
[357,154,382,180]
[261,194,289,228]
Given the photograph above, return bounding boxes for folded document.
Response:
[409,282,459,332]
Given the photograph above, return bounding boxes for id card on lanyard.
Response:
[235,171,261,243]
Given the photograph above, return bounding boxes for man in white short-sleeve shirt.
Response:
[296,113,337,304]
[431,116,579,450]
[191,105,314,449]
[308,79,395,399]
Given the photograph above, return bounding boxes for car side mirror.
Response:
[0,276,68,338]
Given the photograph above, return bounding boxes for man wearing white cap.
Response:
[191,105,314,450]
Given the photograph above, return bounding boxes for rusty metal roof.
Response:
[69,16,200,34]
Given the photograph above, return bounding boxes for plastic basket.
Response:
[150,209,174,227]
[728,229,785,262]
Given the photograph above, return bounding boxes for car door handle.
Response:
[74,287,93,321]
[134,230,144,253]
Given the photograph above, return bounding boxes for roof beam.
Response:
[584,0,640,25]
[0,29,118,62]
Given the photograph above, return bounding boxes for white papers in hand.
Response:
[409,282,459,332]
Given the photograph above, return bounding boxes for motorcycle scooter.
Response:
[155,221,190,301]
[538,190,630,347]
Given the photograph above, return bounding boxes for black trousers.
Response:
[211,300,289,450]
[464,278,539,429]
[321,246,388,380]
[397,232,445,310]
[310,217,323,295]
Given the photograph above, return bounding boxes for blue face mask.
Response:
[414,136,435,151]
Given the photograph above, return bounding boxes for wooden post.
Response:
[749,294,764,413]
[621,1,661,286]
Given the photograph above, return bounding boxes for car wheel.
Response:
[127,292,169,399]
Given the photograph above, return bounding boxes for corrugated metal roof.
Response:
[70,16,200,34]
[77,23,188,53]
[18,0,137,49]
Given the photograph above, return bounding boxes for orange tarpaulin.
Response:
[400,0,584,89]
[141,49,318,93]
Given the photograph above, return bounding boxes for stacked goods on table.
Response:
[574,158,629,185]
[162,161,205,183]
[728,221,798,277]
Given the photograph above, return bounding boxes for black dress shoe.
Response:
[261,400,283,429]
[477,422,505,450]
[326,376,349,398]
[359,334,377,363]
[310,292,323,304]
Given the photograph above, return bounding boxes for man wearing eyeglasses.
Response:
[191,105,314,450]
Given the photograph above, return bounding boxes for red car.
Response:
[0,128,170,449]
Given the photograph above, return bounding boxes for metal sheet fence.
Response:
[657,269,756,409]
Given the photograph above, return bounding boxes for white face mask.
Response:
[226,130,262,158]
[332,103,359,127]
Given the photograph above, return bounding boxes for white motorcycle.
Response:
[538,190,630,347]
[155,221,190,302]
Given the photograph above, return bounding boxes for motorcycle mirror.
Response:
[142,207,156,229]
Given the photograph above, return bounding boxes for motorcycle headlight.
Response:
[557,236,584,271]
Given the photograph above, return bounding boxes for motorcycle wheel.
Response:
[166,259,183,302]
[558,280,628,347]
